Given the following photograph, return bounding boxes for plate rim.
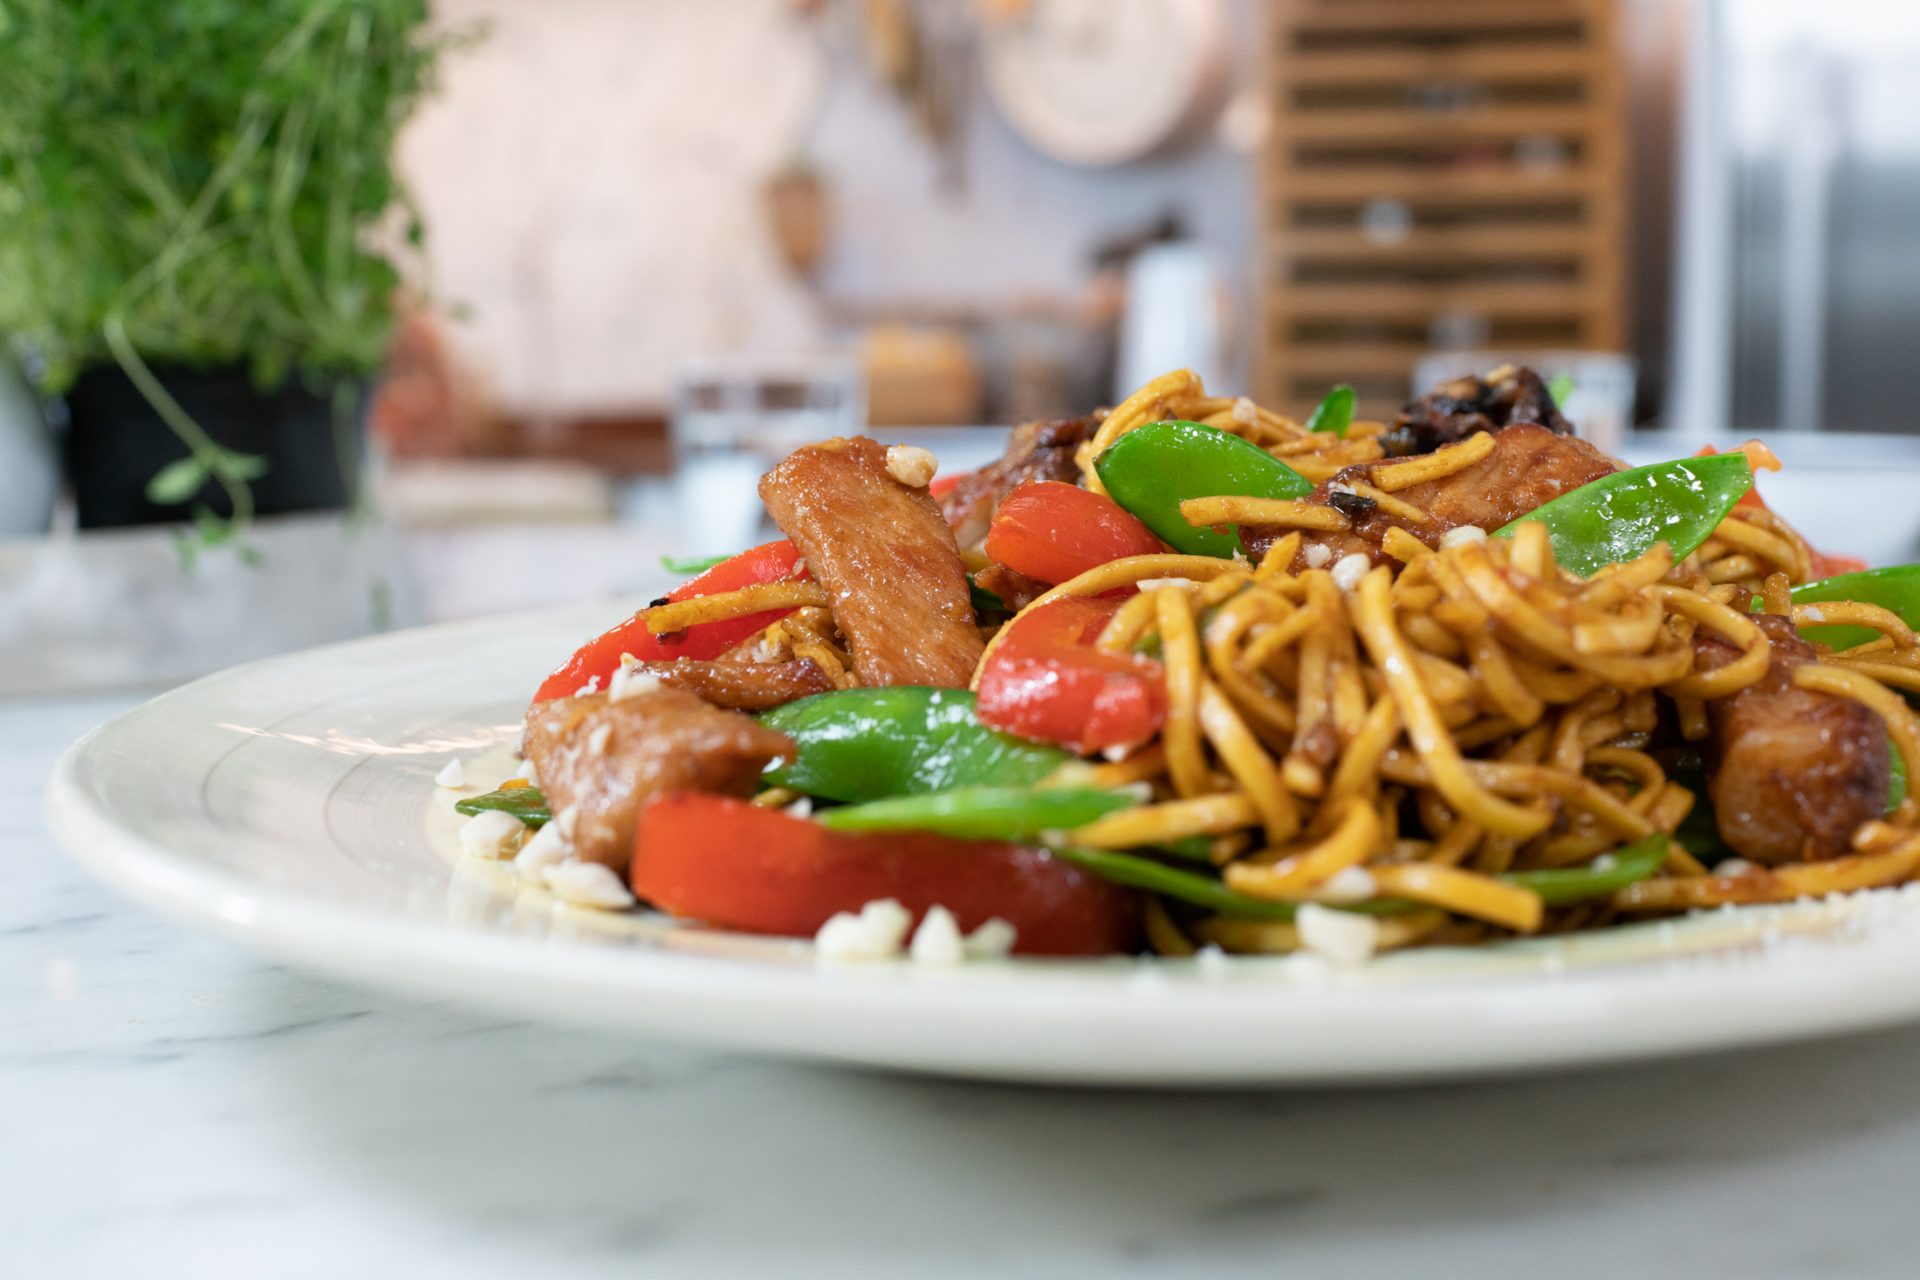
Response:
[44,613,1920,1086]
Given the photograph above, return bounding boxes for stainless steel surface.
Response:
[1689,1,1920,438]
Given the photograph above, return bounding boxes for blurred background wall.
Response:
[12,0,1920,686]
[400,0,1689,433]
[402,0,1264,423]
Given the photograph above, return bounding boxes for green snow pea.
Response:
[760,687,1068,803]
[1495,453,1753,578]
[454,785,551,827]
[1051,847,1359,921]
[1060,834,1668,919]
[816,786,1136,841]
[1094,419,1313,558]
[1499,835,1668,906]
[1304,383,1356,438]
[1789,564,1920,652]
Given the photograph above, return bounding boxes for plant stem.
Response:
[101,313,254,535]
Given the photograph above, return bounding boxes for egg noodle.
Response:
[671,372,1920,955]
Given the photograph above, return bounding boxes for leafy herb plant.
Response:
[0,0,454,548]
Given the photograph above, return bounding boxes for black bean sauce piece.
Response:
[1381,365,1573,458]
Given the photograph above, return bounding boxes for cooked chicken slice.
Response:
[938,414,1096,549]
[758,435,984,688]
[1696,613,1889,865]
[1363,424,1616,538]
[641,656,834,711]
[1381,364,1573,458]
[522,687,794,871]
[1242,423,1618,566]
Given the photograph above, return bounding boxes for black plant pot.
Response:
[62,362,366,529]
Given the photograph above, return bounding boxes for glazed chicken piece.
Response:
[522,687,794,870]
[1241,423,1618,566]
[1696,614,1889,865]
[1381,364,1573,458]
[759,436,983,688]
[937,414,1096,549]
[639,657,834,711]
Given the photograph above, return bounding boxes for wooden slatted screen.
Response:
[1258,0,1628,421]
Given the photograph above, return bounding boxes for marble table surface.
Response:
[12,691,1920,1279]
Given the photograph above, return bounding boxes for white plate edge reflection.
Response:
[43,613,1920,1087]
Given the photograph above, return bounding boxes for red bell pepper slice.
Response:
[1809,549,1870,579]
[984,480,1166,586]
[631,793,1140,956]
[533,540,806,702]
[976,596,1167,754]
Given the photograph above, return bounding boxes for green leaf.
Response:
[191,505,234,548]
[0,3,459,386]
[219,450,272,481]
[145,457,209,505]
[456,785,552,827]
[968,578,1008,616]
[1304,383,1356,438]
[1547,372,1576,406]
[660,553,733,575]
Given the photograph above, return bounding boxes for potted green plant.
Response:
[0,0,450,553]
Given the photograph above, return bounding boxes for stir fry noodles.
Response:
[452,366,1920,963]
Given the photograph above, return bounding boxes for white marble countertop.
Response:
[13,691,1920,1279]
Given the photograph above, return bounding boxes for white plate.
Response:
[45,606,1920,1086]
